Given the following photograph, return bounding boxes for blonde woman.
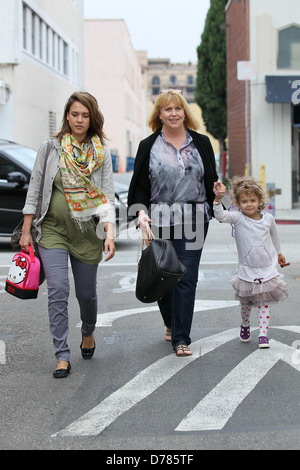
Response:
[128,90,219,356]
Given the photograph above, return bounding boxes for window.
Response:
[49,111,57,137]
[169,75,177,85]
[186,75,194,84]
[152,76,160,85]
[278,25,300,69]
[186,87,195,94]
[52,33,56,68]
[46,26,50,64]
[39,18,43,60]
[58,37,61,72]
[31,11,36,55]
[152,87,160,95]
[22,2,74,81]
[63,42,68,75]
[0,157,15,181]
[22,4,27,49]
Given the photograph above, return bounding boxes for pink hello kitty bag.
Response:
[5,247,41,299]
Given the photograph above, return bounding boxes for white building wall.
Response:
[0,0,21,65]
[0,0,84,149]
[249,0,300,209]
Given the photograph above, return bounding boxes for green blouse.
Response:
[39,171,103,265]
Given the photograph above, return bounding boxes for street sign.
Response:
[237,61,256,81]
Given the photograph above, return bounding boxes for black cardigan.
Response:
[127,128,219,216]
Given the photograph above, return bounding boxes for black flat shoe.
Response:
[80,336,96,359]
[53,361,71,379]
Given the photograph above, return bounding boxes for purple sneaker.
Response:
[259,336,270,349]
[240,325,250,342]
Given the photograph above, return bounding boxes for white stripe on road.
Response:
[273,325,300,334]
[104,261,238,267]
[0,341,6,365]
[53,328,240,437]
[0,261,240,269]
[79,300,239,328]
[176,340,277,431]
[53,326,300,437]
[176,338,300,432]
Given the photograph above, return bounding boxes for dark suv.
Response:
[0,140,129,237]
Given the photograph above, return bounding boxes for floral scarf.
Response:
[60,133,108,230]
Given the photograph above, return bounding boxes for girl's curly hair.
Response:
[229,176,266,210]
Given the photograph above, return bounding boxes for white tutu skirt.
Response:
[231,273,288,307]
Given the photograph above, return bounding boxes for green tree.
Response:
[196,0,227,161]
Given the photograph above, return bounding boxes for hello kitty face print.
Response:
[7,256,28,284]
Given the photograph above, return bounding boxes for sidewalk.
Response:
[275,202,300,224]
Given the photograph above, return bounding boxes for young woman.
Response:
[20,92,116,377]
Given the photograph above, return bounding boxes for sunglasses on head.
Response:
[160,89,183,94]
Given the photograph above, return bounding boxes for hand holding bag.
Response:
[135,224,187,303]
[5,246,41,299]
[11,140,52,285]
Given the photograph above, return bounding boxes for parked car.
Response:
[114,180,130,234]
[0,139,129,237]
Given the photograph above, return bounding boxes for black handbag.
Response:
[10,140,53,285]
[135,225,187,303]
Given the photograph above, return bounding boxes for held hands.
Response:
[213,180,227,202]
[137,210,151,231]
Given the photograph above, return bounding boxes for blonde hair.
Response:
[229,175,266,210]
[147,90,199,132]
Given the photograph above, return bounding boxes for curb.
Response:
[275,219,300,225]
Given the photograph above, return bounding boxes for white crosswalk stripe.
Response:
[0,341,6,365]
[53,326,300,437]
[53,327,240,437]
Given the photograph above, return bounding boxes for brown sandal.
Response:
[175,344,193,357]
[164,328,172,341]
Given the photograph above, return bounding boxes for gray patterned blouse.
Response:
[149,131,211,226]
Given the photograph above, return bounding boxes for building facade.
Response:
[143,57,197,104]
[0,0,85,150]
[226,0,300,209]
[84,19,144,172]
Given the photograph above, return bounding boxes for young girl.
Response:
[213,176,288,348]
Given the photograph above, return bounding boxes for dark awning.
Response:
[265,75,300,103]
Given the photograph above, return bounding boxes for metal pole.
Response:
[245,80,250,175]
[260,164,265,190]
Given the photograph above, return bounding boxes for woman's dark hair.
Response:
[55,91,108,144]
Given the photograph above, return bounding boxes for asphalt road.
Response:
[0,205,300,451]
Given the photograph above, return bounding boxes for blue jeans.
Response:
[38,247,98,362]
[156,222,209,348]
